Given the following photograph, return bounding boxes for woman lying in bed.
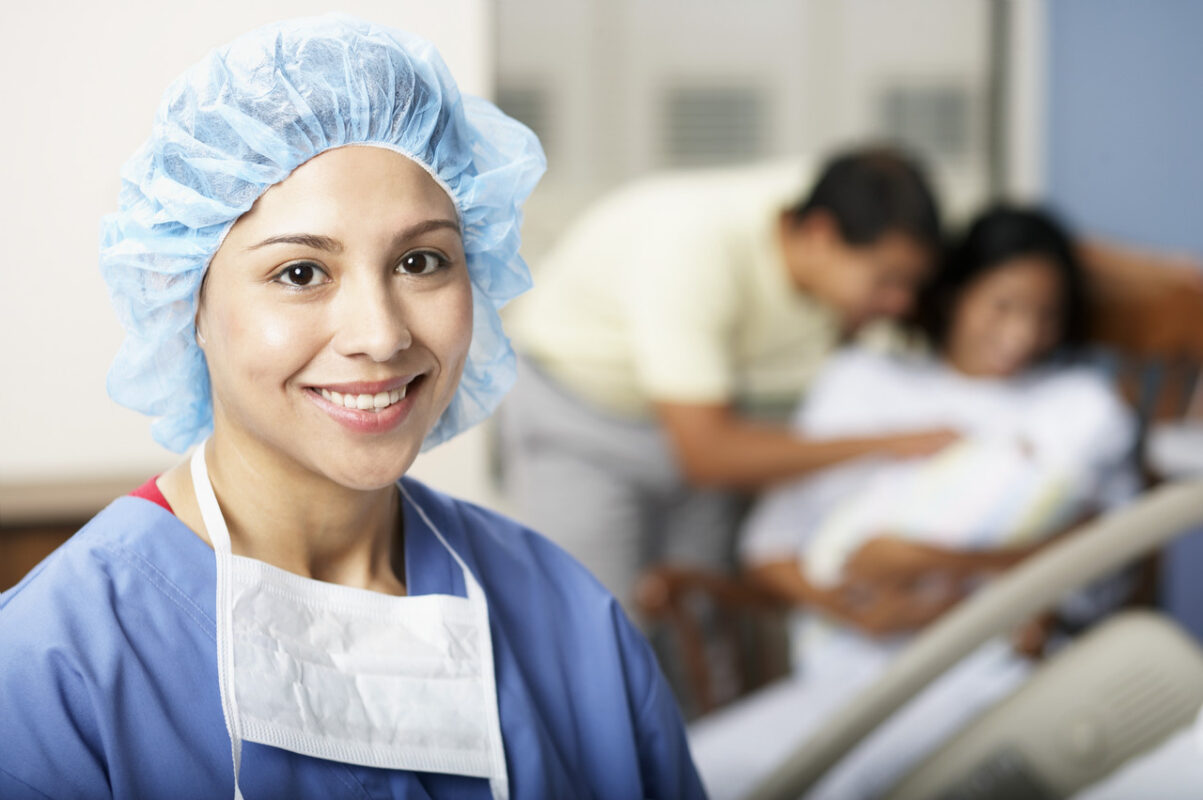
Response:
[690,206,1140,800]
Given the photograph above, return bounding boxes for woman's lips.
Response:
[310,375,418,396]
[304,375,424,434]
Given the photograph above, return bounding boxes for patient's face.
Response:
[946,255,1064,378]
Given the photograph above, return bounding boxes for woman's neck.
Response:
[160,433,406,595]
[942,351,1025,383]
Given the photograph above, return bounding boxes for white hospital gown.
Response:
[691,349,1138,799]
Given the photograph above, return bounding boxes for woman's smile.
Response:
[303,374,427,434]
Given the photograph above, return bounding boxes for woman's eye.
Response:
[274,262,327,287]
[398,251,448,276]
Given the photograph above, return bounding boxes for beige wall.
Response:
[499,0,996,265]
[0,0,504,515]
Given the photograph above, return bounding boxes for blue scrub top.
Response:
[0,477,705,799]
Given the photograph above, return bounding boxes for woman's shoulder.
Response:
[0,497,222,794]
[1,496,215,656]
[399,478,619,609]
[1026,361,1130,413]
[798,345,937,429]
[1019,362,1137,467]
[4,499,145,610]
[817,345,935,384]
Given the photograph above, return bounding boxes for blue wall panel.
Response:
[1048,0,1203,252]
[1047,0,1203,638]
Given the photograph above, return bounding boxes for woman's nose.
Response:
[875,286,914,319]
[332,277,413,361]
[998,315,1042,361]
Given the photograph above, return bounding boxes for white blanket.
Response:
[804,435,1087,586]
[741,349,1137,579]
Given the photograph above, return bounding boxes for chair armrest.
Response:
[635,564,788,617]
[635,565,789,715]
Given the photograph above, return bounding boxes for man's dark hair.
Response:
[788,146,942,250]
[916,205,1089,357]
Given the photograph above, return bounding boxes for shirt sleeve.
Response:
[623,622,709,799]
[1024,368,1140,509]
[0,586,112,800]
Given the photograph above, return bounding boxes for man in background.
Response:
[501,144,1203,614]
[500,147,957,609]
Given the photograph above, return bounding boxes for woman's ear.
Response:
[796,208,840,245]
[194,271,211,348]
[194,302,208,348]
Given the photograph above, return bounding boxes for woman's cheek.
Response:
[226,297,320,383]
[451,286,475,366]
[430,283,474,400]
[255,306,310,353]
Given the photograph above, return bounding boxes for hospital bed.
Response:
[638,265,1203,797]
[743,477,1203,799]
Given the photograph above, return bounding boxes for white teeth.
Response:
[317,384,411,412]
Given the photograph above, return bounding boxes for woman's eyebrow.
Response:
[246,219,459,252]
[397,218,461,240]
[247,233,343,252]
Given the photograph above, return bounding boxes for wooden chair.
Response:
[634,267,1203,718]
[636,565,790,717]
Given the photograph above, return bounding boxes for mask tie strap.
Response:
[401,484,510,800]
[191,442,246,800]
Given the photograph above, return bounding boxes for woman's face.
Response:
[196,146,473,490]
[945,255,1065,378]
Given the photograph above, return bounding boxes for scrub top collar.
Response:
[119,477,472,605]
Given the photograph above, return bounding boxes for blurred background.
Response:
[1,0,1200,627]
[502,0,1009,261]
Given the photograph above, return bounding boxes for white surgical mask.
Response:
[190,443,509,799]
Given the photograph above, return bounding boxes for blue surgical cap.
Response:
[99,14,545,453]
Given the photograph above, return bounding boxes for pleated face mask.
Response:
[190,445,509,799]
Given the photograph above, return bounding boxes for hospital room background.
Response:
[1,0,1201,796]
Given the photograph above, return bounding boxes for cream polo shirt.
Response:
[511,159,843,420]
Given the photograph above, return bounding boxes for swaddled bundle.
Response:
[803,434,1088,587]
[740,348,1137,585]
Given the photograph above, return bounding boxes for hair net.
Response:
[100,14,545,453]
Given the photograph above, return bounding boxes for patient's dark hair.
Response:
[787,146,941,251]
[917,205,1089,357]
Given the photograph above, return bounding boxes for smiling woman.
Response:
[194,148,472,494]
[0,15,703,800]
[159,147,477,591]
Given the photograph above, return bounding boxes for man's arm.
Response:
[655,401,959,491]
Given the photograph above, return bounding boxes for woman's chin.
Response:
[986,360,1028,379]
[328,470,409,493]
[315,451,420,493]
